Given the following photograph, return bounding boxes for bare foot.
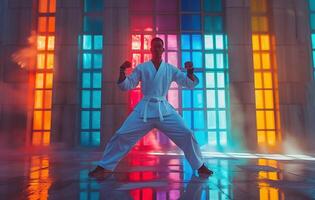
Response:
[88,166,113,179]
[197,164,213,178]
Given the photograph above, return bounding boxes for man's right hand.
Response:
[120,61,132,71]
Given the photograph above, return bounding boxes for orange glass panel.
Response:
[47,36,55,50]
[49,0,56,13]
[263,72,273,89]
[33,111,43,130]
[256,110,265,130]
[132,35,141,50]
[251,0,267,13]
[38,0,48,13]
[35,73,44,88]
[46,54,54,69]
[43,111,51,130]
[45,73,53,88]
[38,17,47,32]
[43,132,50,146]
[261,53,271,69]
[266,111,275,129]
[259,188,269,200]
[37,36,46,50]
[253,53,261,69]
[34,90,43,109]
[267,131,276,146]
[252,35,260,50]
[48,17,55,32]
[257,131,266,144]
[32,132,42,145]
[37,54,45,69]
[261,35,270,50]
[264,90,274,109]
[44,90,52,109]
[254,72,262,88]
[255,90,264,109]
[168,90,178,109]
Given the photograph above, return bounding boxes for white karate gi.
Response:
[98,60,204,170]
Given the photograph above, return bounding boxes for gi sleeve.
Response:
[117,66,141,91]
[172,67,199,89]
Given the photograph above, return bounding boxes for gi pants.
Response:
[98,109,204,170]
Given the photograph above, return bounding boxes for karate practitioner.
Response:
[89,37,213,178]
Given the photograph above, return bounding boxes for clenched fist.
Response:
[184,61,194,74]
[120,61,132,71]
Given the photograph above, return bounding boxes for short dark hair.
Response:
[151,37,164,46]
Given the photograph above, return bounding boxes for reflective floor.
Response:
[0,150,315,200]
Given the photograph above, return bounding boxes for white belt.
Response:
[142,96,167,122]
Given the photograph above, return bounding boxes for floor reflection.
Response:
[1,151,315,199]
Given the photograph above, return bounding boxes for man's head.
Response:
[150,37,164,59]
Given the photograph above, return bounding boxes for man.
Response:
[89,37,213,178]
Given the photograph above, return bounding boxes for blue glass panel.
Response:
[92,90,101,108]
[208,131,217,145]
[181,15,201,31]
[204,16,211,33]
[218,110,226,129]
[311,0,315,11]
[81,111,90,129]
[91,132,100,146]
[83,35,92,50]
[214,16,223,32]
[181,0,200,12]
[182,51,191,65]
[90,192,100,199]
[182,90,191,108]
[207,111,216,129]
[206,72,215,88]
[194,131,207,146]
[204,35,214,50]
[312,34,315,49]
[193,90,204,108]
[80,132,90,146]
[205,53,214,68]
[84,16,103,33]
[82,72,91,88]
[195,72,203,89]
[94,35,103,50]
[218,90,226,108]
[183,111,192,129]
[81,90,90,108]
[80,192,88,200]
[217,72,225,88]
[93,54,102,69]
[219,131,227,145]
[206,90,216,108]
[225,35,228,50]
[225,53,229,69]
[192,34,202,50]
[311,14,315,31]
[92,111,101,130]
[193,111,204,129]
[84,0,103,12]
[192,52,202,68]
[204,0,222,12]
[181,35,191,50]
[92,72,102,88]
[215,35,224,49]
[82,53,92,69]
[216,53,224,69]
[313,50,315,66]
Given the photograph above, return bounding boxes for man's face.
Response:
[150,40,164,58]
